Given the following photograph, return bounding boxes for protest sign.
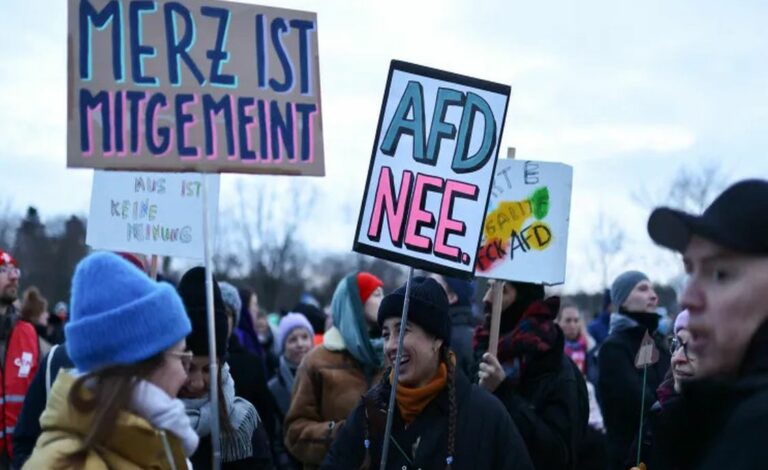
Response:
[68,0,324,176]
[476,159,573,285]
[353,61,510,278]
[86,170,220,259]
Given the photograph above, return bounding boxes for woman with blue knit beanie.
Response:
[176,267,272,469]
[24,252,198,469]
[284,272,385,469]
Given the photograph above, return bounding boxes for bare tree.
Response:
[0,201,18,251]
[233,177,319,311]
[633,163,729,213]
[590,211,627,290]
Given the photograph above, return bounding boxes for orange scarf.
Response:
[391,362,448,424]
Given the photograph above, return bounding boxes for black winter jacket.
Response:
[597,318,670,470]
[449,305,476,379]
[491,331,588,470]
[191,426,274,470]
[228,336,280,444]
[321,370,533,470]
[653,320,768,470]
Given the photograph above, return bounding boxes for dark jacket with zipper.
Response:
[228,336,279,445]
[491,332,588,470]
[648,320,768,470]
[449,305,477,379]
[473,298,588,470]
[321,370,533,470]
[597,314,670,470]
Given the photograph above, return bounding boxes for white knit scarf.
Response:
[181,363,260,462]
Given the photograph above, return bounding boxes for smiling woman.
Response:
[322,277,533,470]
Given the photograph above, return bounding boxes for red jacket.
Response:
[0,316,39,459]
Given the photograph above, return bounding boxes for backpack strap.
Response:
[45,344,60,399]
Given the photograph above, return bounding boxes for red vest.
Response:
[1,320,39,458]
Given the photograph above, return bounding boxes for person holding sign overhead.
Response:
[322,277,532,470]
[475,280,588,470]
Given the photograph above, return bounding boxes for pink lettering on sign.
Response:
[403,174,443,252]
[434,180,478,264]
[367,166,413,247]
[365,166,479,267]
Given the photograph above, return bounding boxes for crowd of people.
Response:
[0,178,762,469]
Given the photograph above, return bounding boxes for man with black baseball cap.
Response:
[646,178,768,469]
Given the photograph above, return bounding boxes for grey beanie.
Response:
[611,271,650,309]
[219,282,242,326]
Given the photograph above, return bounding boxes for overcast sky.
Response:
[1,0,767,293]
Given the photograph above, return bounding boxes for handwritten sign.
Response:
[86,171,220,259]
[353,61,510,278]
[67,0,324,176]
[635,331,661,368]
[476,159,573,285]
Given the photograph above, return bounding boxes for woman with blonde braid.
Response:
[322,277,533,470]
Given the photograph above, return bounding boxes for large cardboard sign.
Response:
[86,170,220,259]
[68,0,324,176]
[476,159,573,284]
[353,61,510,278]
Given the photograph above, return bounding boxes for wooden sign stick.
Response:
[488,147,516,356]
[149,255,159,280]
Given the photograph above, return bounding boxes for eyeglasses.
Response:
[0,266,20,277]
[166,350,194,372]
[669,336,691,361]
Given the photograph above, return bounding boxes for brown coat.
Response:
[284,342,383,469]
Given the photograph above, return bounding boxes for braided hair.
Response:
[363,348,457,469]
[440,345,457,469]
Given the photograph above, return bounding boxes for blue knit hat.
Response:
[66,252,191,372]
[611,270,650,310]
[219,281,242,327]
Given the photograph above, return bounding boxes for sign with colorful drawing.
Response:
[475,159,573,284]
[67,0,324,176]
[86,170,220,259]
[353,61,510,278]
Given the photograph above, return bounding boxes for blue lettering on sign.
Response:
[289,19,314,95]
[452,92,496,173]
[79,89,110,153]
[380,81,497,173]
[202,94,235,157]
[79,0,124,82]
[129,1,159,86]
[164,2,206,86]
[201,6,237,88]
[145,92,171,154]
[380,81,426,160]
[269,17,294,93]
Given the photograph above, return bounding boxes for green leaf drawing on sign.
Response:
[529,187,550,220]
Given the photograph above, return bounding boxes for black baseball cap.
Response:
[647,179,768,255]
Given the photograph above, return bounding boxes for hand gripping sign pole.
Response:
[380,266,415,470]
[202,173,222,470]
